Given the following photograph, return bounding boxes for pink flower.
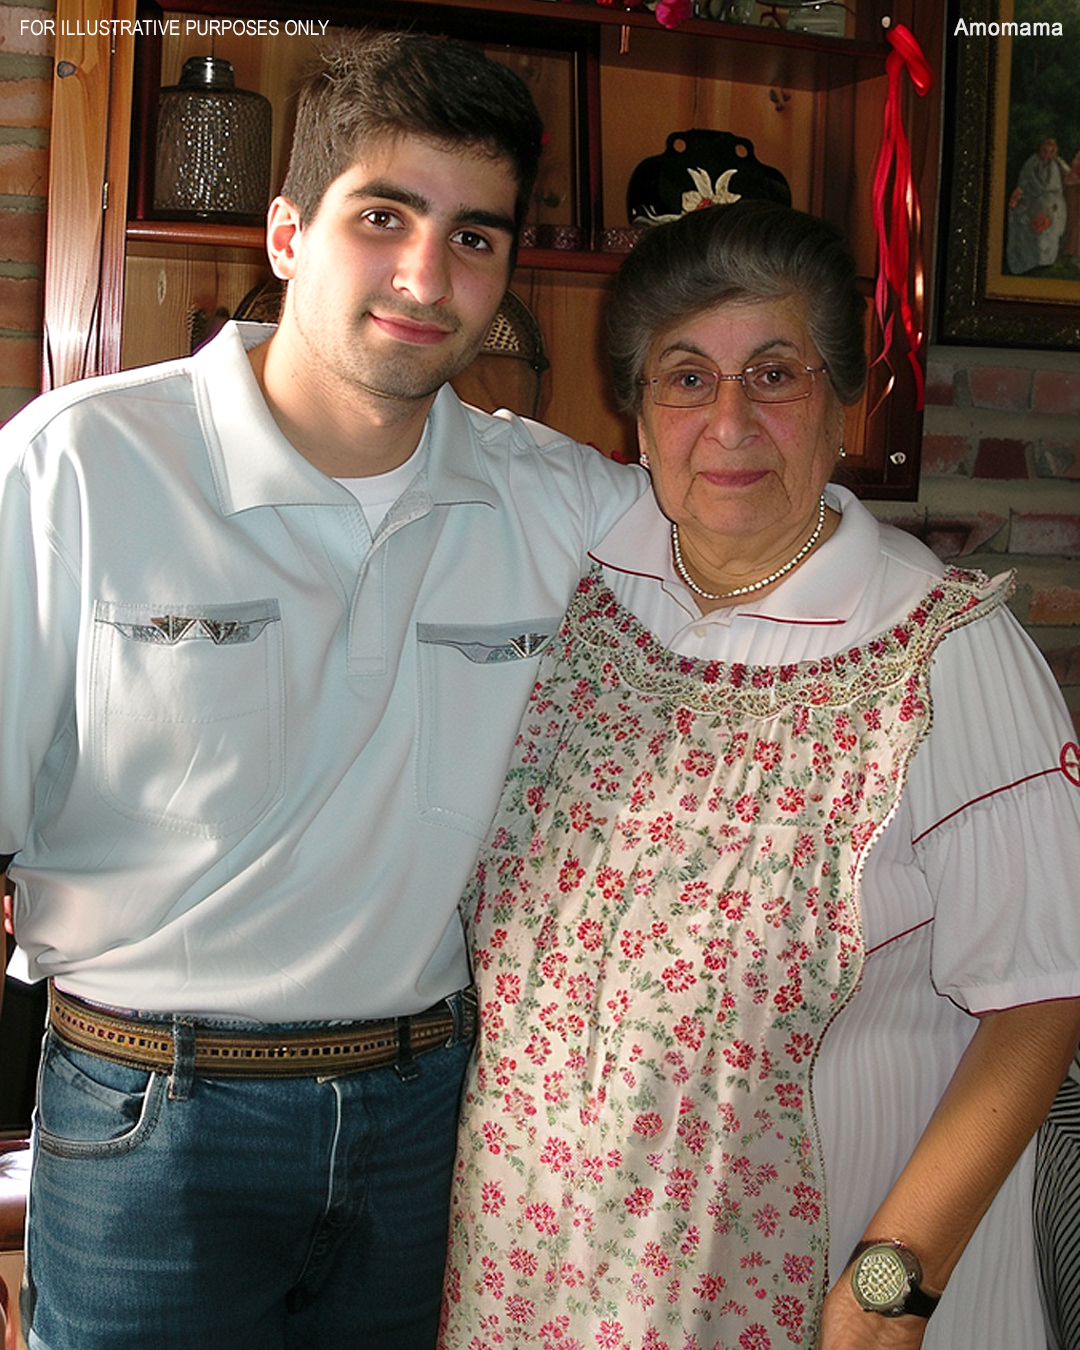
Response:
[481,1256,505,1296]
[735,794,760,823]
[673,1015,705,1050]
[661,958,697,993]
[481,1180,505,1214]
[693,1271,726,1301]
[723,1039,755,1071]
[678,880,712,909]
[752,740,782,771]
[789,1182,822,1224]
[665,1167,698,1211]
[506,1294,537,1324]
[495,972,522,1004]
[577,917,605,950]
[510,1245,539,1275]
[641,1241,671,1276]
[558,856,586,892]
[525,1201,561,1235]
[782,1253,814,1285]
[595,1321,626,1348]
[540,1136,574,1173]
[625,1186,654,1217]
[772,1293,805,1332]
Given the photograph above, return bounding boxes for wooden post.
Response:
[42,0,136,388]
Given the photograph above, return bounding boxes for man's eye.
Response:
[453,229,492,252]
[361,209,401,230]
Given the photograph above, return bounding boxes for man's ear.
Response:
[266,196,303,281]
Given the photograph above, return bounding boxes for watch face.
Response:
[852,1245,910,1312]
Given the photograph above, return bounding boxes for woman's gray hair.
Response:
[607,200,867,414]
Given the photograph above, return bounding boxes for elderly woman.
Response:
[440,201,1080,1350]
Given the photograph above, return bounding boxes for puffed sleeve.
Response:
[909,603,1080,1011]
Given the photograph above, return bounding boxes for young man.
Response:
[0,32,642,1350]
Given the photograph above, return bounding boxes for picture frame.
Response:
[937,0,1080,347]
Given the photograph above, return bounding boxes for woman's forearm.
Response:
[854,997,1080,1291]
[820,996,1080,1349]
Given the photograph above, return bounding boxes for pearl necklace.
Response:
[671,494,828,601]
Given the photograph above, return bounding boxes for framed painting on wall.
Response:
[938,0,1080,346]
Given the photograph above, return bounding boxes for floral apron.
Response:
[442,567,1009,1350]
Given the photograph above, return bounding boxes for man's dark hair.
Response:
[281,30,544,232]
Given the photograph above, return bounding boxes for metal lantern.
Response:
[154,57,272,224]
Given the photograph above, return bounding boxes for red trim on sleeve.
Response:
[911,760,1071,847]
[866,916,934,956]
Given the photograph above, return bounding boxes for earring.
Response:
[837,445,847,459]
[639,450,651,471]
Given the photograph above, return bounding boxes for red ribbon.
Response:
[871,22,933,411]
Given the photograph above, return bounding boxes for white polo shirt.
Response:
[0,322,644,1021]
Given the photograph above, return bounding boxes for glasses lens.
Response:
[651,369,718,407]
[743,362,815,403]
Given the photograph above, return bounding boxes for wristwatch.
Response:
[849,1240,940,1318]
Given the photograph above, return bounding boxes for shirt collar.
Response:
[193,321,497,514]
[195,322,345,513]
[590,482,879,626]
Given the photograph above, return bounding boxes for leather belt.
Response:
[49,984,476,1079]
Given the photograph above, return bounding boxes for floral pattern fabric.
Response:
[442,567,1008,1350]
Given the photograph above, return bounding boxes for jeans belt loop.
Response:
[394,1018,419,1082]
[169,1017,196,1101]
[449,986,478,1046]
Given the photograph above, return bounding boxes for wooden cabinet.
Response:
[42,0,945,495]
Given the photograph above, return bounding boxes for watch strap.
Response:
[900,1282,941,1318]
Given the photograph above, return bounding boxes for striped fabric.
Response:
[1035,1071,1080,1350]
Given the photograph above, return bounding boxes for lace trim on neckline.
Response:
[563,565,1013,715]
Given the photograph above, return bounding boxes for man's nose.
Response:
[392,229,451,307]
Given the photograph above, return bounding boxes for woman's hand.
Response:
[819,1274,930,1350]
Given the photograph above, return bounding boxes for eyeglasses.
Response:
[639,361,828,408]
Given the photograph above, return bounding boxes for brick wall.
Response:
[0,1,54,423]
[870,344,1080,735]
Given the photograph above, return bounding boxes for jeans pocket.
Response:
[36,1035,166,1158]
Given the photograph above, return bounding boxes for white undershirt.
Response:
[335,433,429,535]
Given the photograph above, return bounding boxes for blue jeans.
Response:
[22,1017,471,1350]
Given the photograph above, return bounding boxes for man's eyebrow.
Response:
[344,180,515,236]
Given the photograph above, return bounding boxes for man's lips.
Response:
[369,312,454,345]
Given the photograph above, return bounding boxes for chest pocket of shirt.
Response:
[415,620,556,838]
[90,599,284,839]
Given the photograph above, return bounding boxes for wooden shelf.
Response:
[151,0,890,65]
[126,220,631,272]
